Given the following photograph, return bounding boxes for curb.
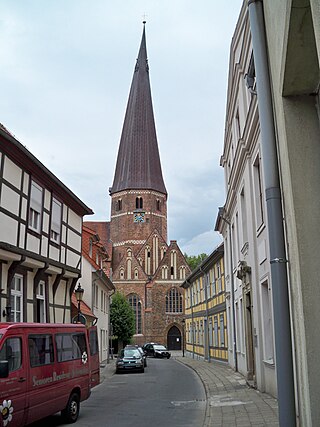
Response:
[175,358,211,427]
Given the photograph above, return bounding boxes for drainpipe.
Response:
[187,280,195,359]
[200,266,210,362]
[217,208,238,372]
[247,1,296,425]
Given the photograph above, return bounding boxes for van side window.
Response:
[0,337,22,372]
[28,335,54,367]
[55,333,87,362]
[89,329,98,356]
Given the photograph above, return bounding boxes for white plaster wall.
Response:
[66,251,80,269]
[0,184,20,215]
[26,234,40,253]
[67,228,81,252]
[68,209,82,234]
[3,157,21,189]
[23,173,29,195]
[0,213,18,245]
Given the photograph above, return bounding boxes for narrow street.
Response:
[30,356,206,427]
[29,352,279,427]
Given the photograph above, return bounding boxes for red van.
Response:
[0,323,100,426]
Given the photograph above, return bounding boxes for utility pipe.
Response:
[247,1,296,425]
[217,208,238,372]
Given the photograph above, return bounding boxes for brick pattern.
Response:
[109,189,191,347]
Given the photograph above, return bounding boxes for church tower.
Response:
[109,23,167,271]
[85,23,191,347]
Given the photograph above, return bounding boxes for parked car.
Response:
[125,345,147,367]
[116,348,144,373]
[143,343,171,359]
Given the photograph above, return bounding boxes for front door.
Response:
[167,326,181,350]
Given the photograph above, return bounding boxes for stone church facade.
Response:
[86,24,190,349]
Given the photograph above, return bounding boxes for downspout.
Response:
[187,280,195,359]
[200,266,210,362]
[218,208,238,372]
[247,1,296,425]
[228,223,238,372]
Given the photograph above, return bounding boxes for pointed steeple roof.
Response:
[110,23,167,196]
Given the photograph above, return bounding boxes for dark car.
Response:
[116,348,145,373]
[125,345,147,367]
[143,343,171,359]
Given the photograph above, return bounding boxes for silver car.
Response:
[116,348,144,373]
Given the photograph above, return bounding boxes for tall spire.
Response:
[110,23,167,195]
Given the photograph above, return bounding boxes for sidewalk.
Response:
[99,354,279,427]
[174,353,279,427]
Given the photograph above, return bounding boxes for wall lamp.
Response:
[2,306,12,319]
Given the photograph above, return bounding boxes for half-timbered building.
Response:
[0,123,93,324]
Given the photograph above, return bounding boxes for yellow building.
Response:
[181,243,227,362]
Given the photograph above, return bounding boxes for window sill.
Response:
[263,358,275,367]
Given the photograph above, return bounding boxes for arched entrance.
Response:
[167,325,181,350]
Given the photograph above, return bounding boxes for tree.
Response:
[110,291,135,348]
[184,253,208,271]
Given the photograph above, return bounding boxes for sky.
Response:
[0,0,243,256]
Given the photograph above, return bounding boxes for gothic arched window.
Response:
[135,197,143,209]
[127,294,142,334]
[166,287,183,313]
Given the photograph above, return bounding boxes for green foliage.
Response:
[184,253,208,271]
[110,292,135,345]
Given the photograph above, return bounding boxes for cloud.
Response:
[0,0,242,256]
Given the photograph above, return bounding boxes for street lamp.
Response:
[75,283,84,323]
[181,319,185,357]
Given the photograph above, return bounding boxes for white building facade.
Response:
[79,225,115,362]
[256,0,320,424]
[0,124,93,324]
[215,3,277,397]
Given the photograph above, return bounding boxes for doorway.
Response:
[167,325,181,350]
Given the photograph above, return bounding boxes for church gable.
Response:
[135,229,168,277]
[113,246,147,281]
[154,240,191,281]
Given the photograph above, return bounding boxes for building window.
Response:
[261,280,274,361]
[134,268,139,279]
[36,281,46,323]
[219,314,225,347]
[116,199,122,211]
[50,198,61,243]
[10,275,23,322]
[127,294,142,334]
[29,181,43,233]
[240,187,248,246]
[156,199,161,211]
[166,287,183,313]
[253,155,264,229]
[120,268,125,280]
[135,197,143,209]
[217,263,222,293]
[214,316,219,347]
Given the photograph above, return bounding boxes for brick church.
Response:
[86,23,190,349]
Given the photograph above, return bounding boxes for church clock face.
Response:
[134,212,145,223]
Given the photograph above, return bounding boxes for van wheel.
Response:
[62,392,80,423]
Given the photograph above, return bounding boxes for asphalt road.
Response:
[30,357,206,427]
